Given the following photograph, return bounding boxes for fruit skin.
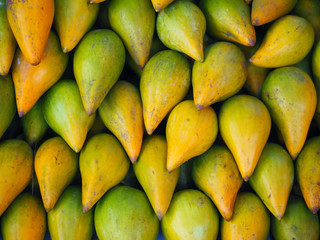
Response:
[221,192,270,240]
[250,15,315,68]
[80,133,130,213]
[251,0,297,26]
[133,135,180,220]
[219,95,271,181]
[313,40,320,128]
[161,189,219,240]
[74,29,125,115]
[199,0,255,47]
[151,0,174,12]
[6,0,54,65]
[42,80,96,153]
[192,41,247,109]
[48,186,94,240]
[261,67,317,159]
[271,196,320,240]
[35,137,78,212]
[0,0,16,76]
[12,31,69,117]
[140,50,191,135]
[249,143,294,220]
[109,0,155,69]
[21,99,48,146]
[94,185,159,240]
[166,100,218,172]
[156,1,206,62]
[296,137,320,213]
[1,193,46,240]
[192,145,243,221]
[0,140,33,216]
[0,74,16,139]
[53,0,99,53]
[244,62,268,98]
[99,81,143,163]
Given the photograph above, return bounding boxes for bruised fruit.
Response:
[7,0,54,65]
[250,15,315,68]
[192,145,243,220]
[95,186,159,240]
[0,0,16,76]
[199,0,255,47]
[140,50,191,135]
[251,0,297,26]
[35,137,78,212]
[0,75,16,139]
[80,134,130,212]
[161,189,219,240]
[109,0,155,68]
[48,186,94,240]
[74,29,125,115]
[166,100,218,172]
[54,0,99,53]
[21,99,48,146]
[133,135,180,220]
[296,137,320,213]
[0,140,33,216]
[12,31,68,117]
[221,192,270,240]
[192,42,247,109]
[219,95,271,181]
[271,196,320,240]
[261,67,317,159]
[157,1,206,61]
[42,80,96,153]
[249,143,294,220]
[1,193,46,240]
[99,81,143,163]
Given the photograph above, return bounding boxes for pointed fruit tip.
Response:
[45,206,52,212]
[18,111,25,118]
[86,109,95,116]
[130,156,138,164]
[146,128,154,136]
[247,38,256,47]
[312,207,319,214]
[196,104,204,110]
[157,212,164,221]
[62,47,69,53]
[82,205,89,213]
[243,176,249,182]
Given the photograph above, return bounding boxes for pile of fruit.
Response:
[0,0,320,239]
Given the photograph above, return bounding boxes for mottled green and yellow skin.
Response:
[219,95,271,181]
[7,0,54,65]
[0,140,33,216]
[109,0,155,68]
[140,50,191,135]
[42,80,96,153]
[80,134,130,213]
[312,41,320,128]
[157,1,206,61]
[166,100,218,172]
[199,0,255,47]
[74,29,125,115]
[99,81,143,163]
[293,0,320,42]
[221,192,270,240]
[54,0,99,53]
[250,15,314,68]
[35,137,78,212]
[192,146,243,221]
[296,137,320,213]
[162,189,219,240]
[0,0,16,76]
[0,74,15,139]
[192,42,247,109]
[12,31,68,117]
[272,196,320,240]
[249,143,294,220]
[261,67,317,159]
[1,193,46,240]
[133,135,180,220]
[95,186,159,240]
[251,0,297,26]
[48,187,94,240]
[21,100,48,146]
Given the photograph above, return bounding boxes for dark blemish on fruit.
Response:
[267,193,271,198]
